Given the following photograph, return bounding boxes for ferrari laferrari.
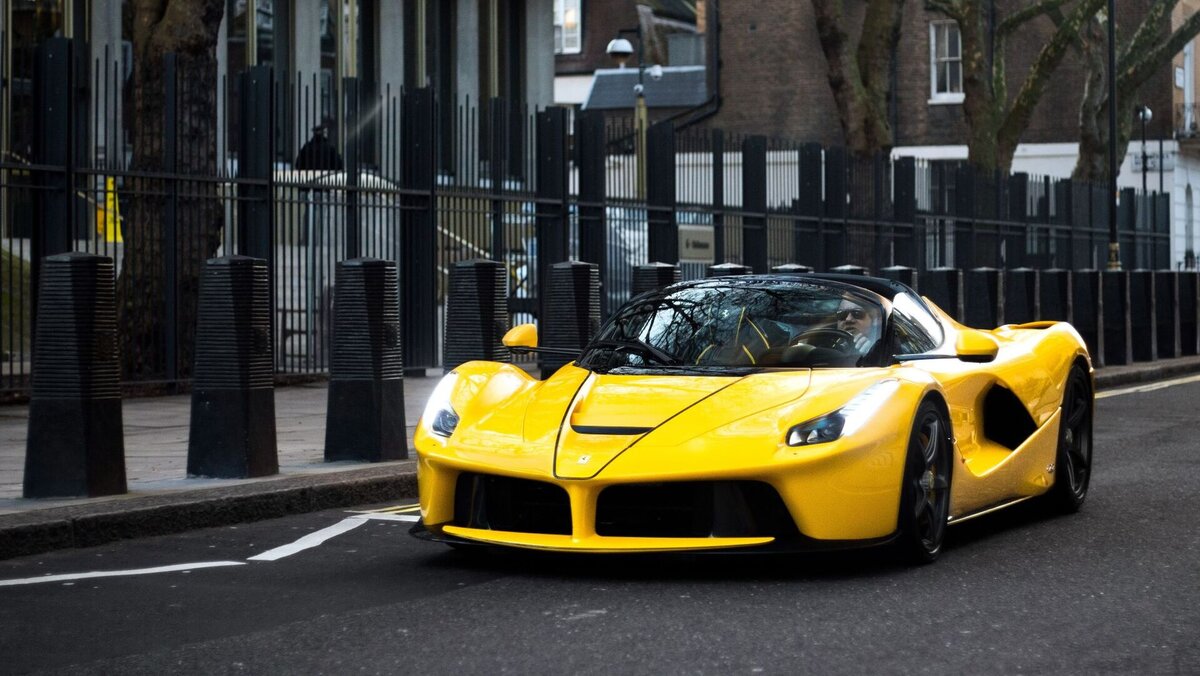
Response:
[411,274,1093,562]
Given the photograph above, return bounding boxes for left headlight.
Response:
[422,373,460,437]
[786,379,900,447]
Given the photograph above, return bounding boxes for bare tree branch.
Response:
[1119,7,1200,97]
[997,0,1071,37]
[924,0,965,22]
[1117,0,1173,67]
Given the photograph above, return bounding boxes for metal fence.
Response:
[0,37,1171,397]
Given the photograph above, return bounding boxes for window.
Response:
[890,293,944,355]
[929,21,963,104]
[554,0,581,55]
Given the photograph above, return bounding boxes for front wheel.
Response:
[895,400,953,564]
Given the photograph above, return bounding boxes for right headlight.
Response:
[421,373,460,437]
[786,379,900,447]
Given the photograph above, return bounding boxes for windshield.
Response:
[579,281,886,373]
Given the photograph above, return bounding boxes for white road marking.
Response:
[0,561,245,588]
[353,513,420,523]
[246,517,367,562]
[1098,373,1200,399]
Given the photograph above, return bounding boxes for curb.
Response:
[0,463,416,561]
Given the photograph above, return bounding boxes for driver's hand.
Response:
[853,334,871,353]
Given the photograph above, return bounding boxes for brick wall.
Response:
[708,0,1174,148]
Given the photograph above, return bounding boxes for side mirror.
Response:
[502,323,538,350]
[955,330,999,363]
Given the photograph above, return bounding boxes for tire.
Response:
[1047,364,1093,512]
[895,399,953,564]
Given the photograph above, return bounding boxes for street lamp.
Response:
[607,28,661,199]
[1137,105,1153,196]
[1106,0,1120,270]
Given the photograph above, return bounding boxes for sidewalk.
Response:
[3,356,1200,560]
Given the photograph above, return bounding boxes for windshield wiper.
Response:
[587,338,681,367]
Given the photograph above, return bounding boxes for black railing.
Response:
[0,37,1173,397]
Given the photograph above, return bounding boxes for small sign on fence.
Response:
[680,223,715,263]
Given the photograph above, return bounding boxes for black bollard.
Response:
[325,259,407,463]
[541,261,601,378]
[707,262,752,277]
[1128,270,1156,362]
[923,268,963,322]
[771,263,814,275]
[1072,270,1104,366]
[965,268,1003,328]
[1038,269,1072,322]
[1154,271,1180,360]
[187,256,278,478]
[1101,271,1132,366]
[880,265,918,292]
[1004,268,1038,325]
[632,262,681,297]
[443,259,509,373]
[830,264,868,276]
[24,253,126,498]
[1180,271,1199,356]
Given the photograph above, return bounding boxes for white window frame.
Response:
[554,0,582,55]
[929,20,964,105]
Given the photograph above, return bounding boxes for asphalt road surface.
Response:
[2,379,1198,675]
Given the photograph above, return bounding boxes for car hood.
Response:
[453,365,813,479]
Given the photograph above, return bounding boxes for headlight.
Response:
[786,379,900,447]
[422,373,460,437]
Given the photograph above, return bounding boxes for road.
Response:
[2,379,1198,675]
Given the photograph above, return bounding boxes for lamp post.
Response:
[1137,105,1152,196]
[1106,0,1120,270]
[607,28,662,200]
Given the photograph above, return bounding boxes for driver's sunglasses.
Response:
[837,308,867,320]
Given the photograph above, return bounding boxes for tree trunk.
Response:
[811,0,903,157]
[117,0,225,380]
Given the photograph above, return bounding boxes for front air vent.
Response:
[453,473,571,535]
[596,481,799,538]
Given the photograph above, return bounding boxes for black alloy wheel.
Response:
[1048,364,1093,512]
[896,400,953,564]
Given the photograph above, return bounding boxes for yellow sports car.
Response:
[411,274,1093,563]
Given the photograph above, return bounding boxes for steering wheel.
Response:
[794,327,857,353]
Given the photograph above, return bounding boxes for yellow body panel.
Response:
[414,304,1092,553]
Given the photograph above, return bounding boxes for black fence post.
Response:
[576,110,608,314]
[400,87,438,371]
[1007,173,1029,268]
[537,107,570,324]
[881,265,919,292]
[343,77,361,259]
[647,121,678,264]
[713,130,726,264]
[444,260,510,372]
[163,53,179,383]
[1118,187,1137,270]
[632,262,681,297]
[31,38,75,326]
[238,65,274,262]
[488,97,507,262]
[873,155,891,272]
[893,157,917,269]
[796,143,823,269]
[708,262,752,277]
[824,146,847,267]
[954,164,976,269]
[742,135,768,273]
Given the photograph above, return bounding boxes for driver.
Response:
[836,297,878,355]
